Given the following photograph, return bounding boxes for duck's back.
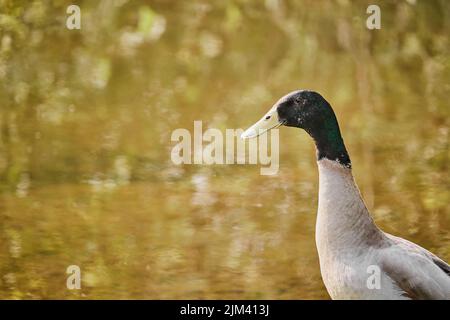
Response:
[378,234,450,299]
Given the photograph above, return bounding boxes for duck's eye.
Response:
[265,115,271,120]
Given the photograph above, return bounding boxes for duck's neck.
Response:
[315,159,383,253]
[302,103,351,168]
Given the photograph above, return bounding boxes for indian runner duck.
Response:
[241,90,450,300]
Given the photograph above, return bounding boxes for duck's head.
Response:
[241,90,351,168]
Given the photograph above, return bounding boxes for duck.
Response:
[241,90,450,300]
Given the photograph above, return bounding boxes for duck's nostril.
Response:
[265,115,271,120]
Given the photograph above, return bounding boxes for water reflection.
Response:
[0,1,449,299]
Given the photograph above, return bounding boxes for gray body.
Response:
[316,159,450,299]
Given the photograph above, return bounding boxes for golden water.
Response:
[0,1,449,299]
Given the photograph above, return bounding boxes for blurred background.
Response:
[0,0,449,299]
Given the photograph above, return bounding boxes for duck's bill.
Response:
[241,106,283,139]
